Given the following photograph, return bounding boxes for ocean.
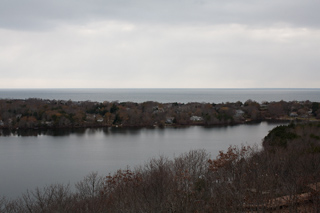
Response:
[0,88,320,103]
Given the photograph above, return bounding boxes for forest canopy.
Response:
[0,98,319,129]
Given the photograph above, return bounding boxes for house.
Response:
[260,104,268,110]
[190,116,203,121]
[290,112,298,117]
[86,114,96,121]
[235,110,245,117]
[166,117,175,124]
[96,118,104,123]
[45,121,53,126]
[153,106,165,114]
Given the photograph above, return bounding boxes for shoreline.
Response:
[0,119,295,137]
[0,98,319,132]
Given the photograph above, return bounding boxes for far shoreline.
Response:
[0,119,296,137]
[0,98,319,134]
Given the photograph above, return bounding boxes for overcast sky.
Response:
[1,0,319,88]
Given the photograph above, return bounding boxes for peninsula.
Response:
[0,98,319,130]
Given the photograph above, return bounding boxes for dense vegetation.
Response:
[0,98,319,131]
[1,122,320,212]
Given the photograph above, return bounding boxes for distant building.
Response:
[190,116,203,121]
[235,110,245,117]
[166,117,175,124]
[97,118,104,122]
[290,112,298,117]
[153,106,165,114]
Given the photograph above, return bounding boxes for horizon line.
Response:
[1,87,320,90]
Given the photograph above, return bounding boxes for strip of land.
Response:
[0,98,319,129]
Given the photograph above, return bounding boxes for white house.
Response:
[190,116,203,121]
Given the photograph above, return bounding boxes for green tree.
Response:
[312,102,319,116]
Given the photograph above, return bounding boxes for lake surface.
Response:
[0,88,313,199]
[1,88,320,103]
[0,122,286,199]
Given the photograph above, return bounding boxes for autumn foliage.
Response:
[0,98,319,132]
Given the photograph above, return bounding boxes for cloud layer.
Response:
[1,0,320,88]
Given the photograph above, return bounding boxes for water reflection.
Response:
[103,127,145,135]
[0,121,289,137]
[0,126,165,137]
[0,129,11,136]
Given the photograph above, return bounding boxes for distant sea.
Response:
[0,88,320,103]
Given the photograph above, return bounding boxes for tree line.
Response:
[1,98,319,130]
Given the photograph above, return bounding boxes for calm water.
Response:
[0,88,312,199]
[1,88,320,103]
[0,122,285,199]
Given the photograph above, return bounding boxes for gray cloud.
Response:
[1,0,319,88]
[1,0,320,31]
[1,22,319,88]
